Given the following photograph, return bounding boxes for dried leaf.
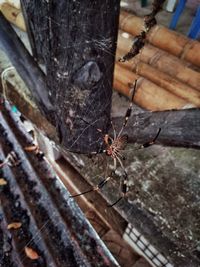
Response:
[25,246,39,260]
[24,145,37,152]
[0,178,7,185]
[7,222,22,230]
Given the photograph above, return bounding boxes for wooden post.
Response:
[0,12,54,117]
[20,1,121,153]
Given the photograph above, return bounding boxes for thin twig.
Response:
[119,0,166,62]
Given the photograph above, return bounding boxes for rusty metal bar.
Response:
[0,99,119,267]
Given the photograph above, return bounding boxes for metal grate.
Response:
[123,223,173,267]
[0,98,119,267]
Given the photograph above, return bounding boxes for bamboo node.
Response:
[180,41,195,61]
[147,25,161,43]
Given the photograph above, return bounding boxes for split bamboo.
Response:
[114,64,189,111]
[117,33,200,91]
[119,11,200,67]
[0,3,26,31]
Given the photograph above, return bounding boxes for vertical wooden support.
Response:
[0,12,54,117]
[21,1,120,153]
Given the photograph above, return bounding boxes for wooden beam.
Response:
[1,82,200,150]
[112,108,200,149]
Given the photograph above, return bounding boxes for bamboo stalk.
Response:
[117,33,200,91]
[135,62,200,106]
[0,3,26,31]
[114,64,189,111]
[117,49,200,106]
[119,11,200,67]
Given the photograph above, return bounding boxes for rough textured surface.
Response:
[62,130,200,266]
[1,2,200,266]
[1,53,200,267]
[132,258,151,267]
[112,108,200,149]
[0,100,119,267]
[20,0,121,153]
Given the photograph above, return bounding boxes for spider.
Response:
[70,80,161,206]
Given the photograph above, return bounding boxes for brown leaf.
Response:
[0,178,7,185]
[25,246,39,260]
[7,222,22,230]
[24,145,37,152]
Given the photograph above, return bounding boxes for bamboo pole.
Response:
[117,49,200,106]
[0,3,26,31]
[117,33,200,91]
[114,64,189,111]
[119,11,200,67]
[135,62,200,106]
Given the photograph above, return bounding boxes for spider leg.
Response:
[69,176,111,198]
[117,79,137,137]
[111,157,117,174]
[108,155,128,207]
[90,149,106,156]
[114,150,126,161]
[108,171,128,207]
[116,155,125,172]
[111,120,116,140]
[108,196,123,207]
[139,128,161,149]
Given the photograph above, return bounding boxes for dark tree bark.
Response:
[20,0,121,153]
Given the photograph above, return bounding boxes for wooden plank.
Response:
[52,156,127,236]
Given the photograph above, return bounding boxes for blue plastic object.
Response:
[11,105,18,113]
[187,5,200,39]
[141,0,148,7]
[169,0,187,30]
